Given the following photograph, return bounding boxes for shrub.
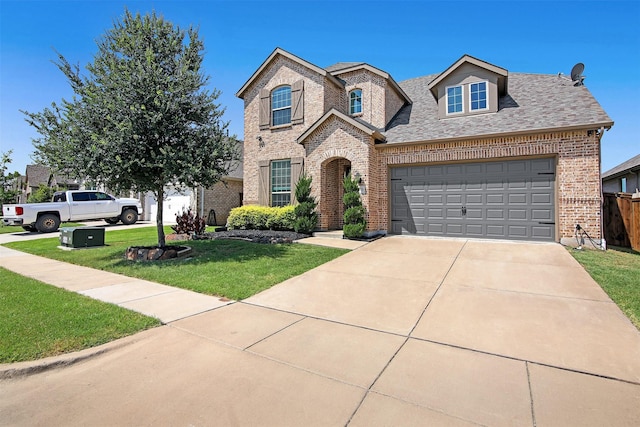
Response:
[293,174,318,234]
[171,209,206,235]
[27,185,58,203]
[227,205,295,231]
[343,223,366,239]
[342,174,366,239]
[343,206,365,225]
[266,205,296,230]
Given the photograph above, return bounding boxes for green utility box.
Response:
[60,227,105,248]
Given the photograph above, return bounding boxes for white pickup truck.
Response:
[2,190,143,233]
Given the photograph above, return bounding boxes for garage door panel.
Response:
[508,225,528,237]
[447,194,463,204]
[487,209,505,219]
[532,193,552,204]
[508,180,527,189]
[390,158,555,241]
[466,194,483,204]
[509,209,528,220]
[446,223,464,234]
[428,208,443,219]
[509,193,527,204]
[486,225,506,237]
[532,209,553,220]
[532,226,553,238]
[465,224,484,235]
[487,180,507,190]
[466,208,483,219]
[487,194,504,204]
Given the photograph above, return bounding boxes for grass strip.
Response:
[570,246,640,329]
[3,226,349,300]
[0,268,160,363]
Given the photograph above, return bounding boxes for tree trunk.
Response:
[156,187,166,247]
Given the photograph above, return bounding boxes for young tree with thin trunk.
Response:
[23,9,239,247]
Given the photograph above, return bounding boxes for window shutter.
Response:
[291,80,304,124]
[290,157,304,204]
[258,160,270,206]
[259,88,270,128]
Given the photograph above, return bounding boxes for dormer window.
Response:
[349,89,362,115]
[470,81,487,111]
[446,86,463,114]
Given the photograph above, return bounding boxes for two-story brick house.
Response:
[236,48,613,244]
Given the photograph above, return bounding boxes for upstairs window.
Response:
[447,86,463,114]
[470,81,487,111]
[349,89,362,115]
[271,159,291,206]
[621,177,627,193]
[271,86,291,126]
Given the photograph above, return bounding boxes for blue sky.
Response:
[1,0,638,175]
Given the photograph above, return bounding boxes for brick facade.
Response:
[237,49,608,243]
[200,179,243,226]
[372,131,602,241]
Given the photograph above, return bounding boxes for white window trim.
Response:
[445,84,464,116]
[469,81,489,112]
[271,85,292,126]
[349,88,363,116]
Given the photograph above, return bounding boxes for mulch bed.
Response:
[193,229,310,244]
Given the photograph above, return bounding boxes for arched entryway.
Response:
[320,157,351,230]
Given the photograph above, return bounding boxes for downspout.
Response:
[596,127,606,250]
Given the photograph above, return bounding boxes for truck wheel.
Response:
[105,217,120,224]
[120,209,138,225]
[36,214,61,233]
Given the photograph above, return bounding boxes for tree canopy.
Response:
[1,150,21,205]
[23,9,239,246]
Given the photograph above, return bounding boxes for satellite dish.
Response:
[570,63,585,86]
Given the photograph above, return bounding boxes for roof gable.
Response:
[328,63,412,105]
[236,47,343,99]
[297,108,386,145]
[428,54,508,99]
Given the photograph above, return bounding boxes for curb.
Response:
[0,328,157,380]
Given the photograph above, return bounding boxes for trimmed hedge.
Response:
[227,205,295,231]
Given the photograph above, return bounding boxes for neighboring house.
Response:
[22,164,80,202]
[602,154,640,194]
[143,141,244,225]
[197,140,244,226]
[236,48,613,244]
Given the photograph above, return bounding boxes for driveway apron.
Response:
[1,235,639,426]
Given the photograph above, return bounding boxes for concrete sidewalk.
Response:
[1,234,639,425]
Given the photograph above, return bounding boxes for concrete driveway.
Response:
[1,236,639,426]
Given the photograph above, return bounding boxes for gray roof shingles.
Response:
[602,153,640,179]
[384,73,613,144]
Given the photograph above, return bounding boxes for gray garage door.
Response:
[390,158,555,241]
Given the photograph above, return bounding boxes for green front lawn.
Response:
[3,227,349,300]
[0,268,160,363]
[570,246,640,329]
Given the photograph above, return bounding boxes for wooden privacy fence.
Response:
[603,193,640,250]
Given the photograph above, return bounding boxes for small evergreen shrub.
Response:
[171,209,206,235]
[343,223,366,238]
[343,206,365,225]
[293,174,318,234]
[342,174,367,239]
